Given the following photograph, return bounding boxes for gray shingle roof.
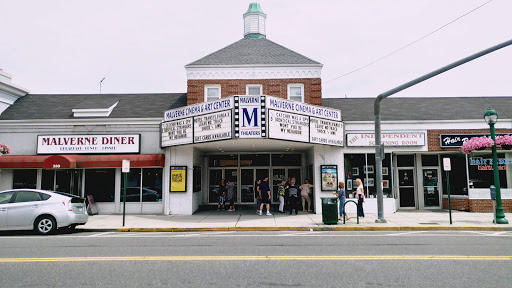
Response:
[0,93,187,120]
[186,38,322,66]
[322,97,512,121]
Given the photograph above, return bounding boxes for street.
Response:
[0,230,511,287]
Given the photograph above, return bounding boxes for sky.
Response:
[1,0,511,98]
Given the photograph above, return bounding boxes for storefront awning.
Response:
[0,154,165,169]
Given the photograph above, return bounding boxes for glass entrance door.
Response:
[241,169,255,203]
[398,168,415,208]
[41,169,82,196]
[423,169,440,207]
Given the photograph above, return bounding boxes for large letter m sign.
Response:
[242,108,258,127]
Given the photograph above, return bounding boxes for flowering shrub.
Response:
[0,142,10,155]
[460,136,494,154]
[495,135,512,146]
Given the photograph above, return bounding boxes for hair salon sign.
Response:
[346,132,425,147]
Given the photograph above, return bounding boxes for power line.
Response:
[324,0,495,85]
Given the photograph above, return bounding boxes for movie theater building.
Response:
[1,3,511,215]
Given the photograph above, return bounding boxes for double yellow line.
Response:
[0,255,511,263]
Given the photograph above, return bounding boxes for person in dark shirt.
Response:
[287,177,300,215]
[258,177,272,216]
[255,179,262,214]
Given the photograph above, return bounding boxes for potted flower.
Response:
[460,136,494,154]
[0,142,11,155]
[495,134,512,150]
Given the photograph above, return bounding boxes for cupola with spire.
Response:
[243,2,266,39]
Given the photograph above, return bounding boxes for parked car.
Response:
[0,189,88,235]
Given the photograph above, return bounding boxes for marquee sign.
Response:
[37,134,141,154]
[346,132,425,147]
[164,97,233,122]
[235,96,265,138]
[310,117,344,146]
[266,96,341,121]
[161,118,193,147]
[268,110,309,142]
[194,110,232,143]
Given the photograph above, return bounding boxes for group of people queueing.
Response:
[333,178,365,220]
[256,177,314,216]
[218,176,366,220]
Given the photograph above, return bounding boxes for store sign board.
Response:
[161,118,193,147]
[440,134,508,147]
[346,133,425,146]
[164,97,233,122]
[266,96,341,121]
[37,134,141,154]
[268,110,309,142]
[310,117,344,146]
[237,96,262,138]
[194,110,232,143]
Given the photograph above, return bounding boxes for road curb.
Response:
[116,226,510,232]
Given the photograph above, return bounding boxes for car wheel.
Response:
[34,216,56,235]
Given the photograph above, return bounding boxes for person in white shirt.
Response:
[352,178,365,217]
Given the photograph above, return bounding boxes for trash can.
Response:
[321,197,338,225]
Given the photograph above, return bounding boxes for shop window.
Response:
[12,169,37,189]
[205,85,221,102]
[121,168,162,203]
[246,85,262,95]
[442,154,468,195]
[344,153,392,198]
[287,84,304,102]
[208,155,239,167]
[421,155,438,166]
[85,169,115,202]
[271,154,301,166]
[397,155,415,167]
[467,153,508,189]
[240,154,270,166]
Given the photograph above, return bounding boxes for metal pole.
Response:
[447,171,452,225]
[489,122,508,224]
[374,39,512,223]
[123,173,127,226]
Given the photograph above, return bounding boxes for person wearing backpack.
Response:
[287,178,300,215]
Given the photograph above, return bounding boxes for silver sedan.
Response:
[0,189,88,235]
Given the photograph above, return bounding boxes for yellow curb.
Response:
[117,226,507,232]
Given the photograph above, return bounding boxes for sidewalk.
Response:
[78,209,512,232]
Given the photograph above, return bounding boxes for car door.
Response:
[7,191,43,229]
[0,191,16,229]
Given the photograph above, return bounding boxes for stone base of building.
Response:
[442,198,512,212]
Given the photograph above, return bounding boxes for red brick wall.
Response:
[187,78,322,106]
[442,198,512,212]
[428,129,512,152]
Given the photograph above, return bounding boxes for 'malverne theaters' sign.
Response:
[161,96,343,147]
[37,134,141,154]
[346,132,425,146]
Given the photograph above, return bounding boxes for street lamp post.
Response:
[484,107,508,224]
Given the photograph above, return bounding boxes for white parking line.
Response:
[384,231,427,236]
[88,232,114,237]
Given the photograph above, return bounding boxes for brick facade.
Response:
[442,198,512,212]
[186,78,322,106]
[428,129,512,152]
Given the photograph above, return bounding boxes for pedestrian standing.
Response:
[299,179,314,212]
[277,179,288,213]
[287,178,300,215]
[226,178,236,212]
[255,179,262,214]
[353,178,365,217]
[333,181,349,220]
[217,179,226,211]
[259,177,272,216]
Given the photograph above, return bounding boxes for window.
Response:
[205,85,221,102]
[13,169,37,189]
[246,85,262,95]
[85,169,115,202]
[287,84,304,102]
[0,191,15,204]
[121,168,163,203]
[14,191,42,202]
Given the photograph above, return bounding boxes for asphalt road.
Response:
[0,230,511,288]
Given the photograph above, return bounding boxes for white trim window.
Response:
[205,85,221,102]
[287,84,304,102]
[246,84,262,96]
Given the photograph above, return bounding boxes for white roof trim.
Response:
[72,101,119,117]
